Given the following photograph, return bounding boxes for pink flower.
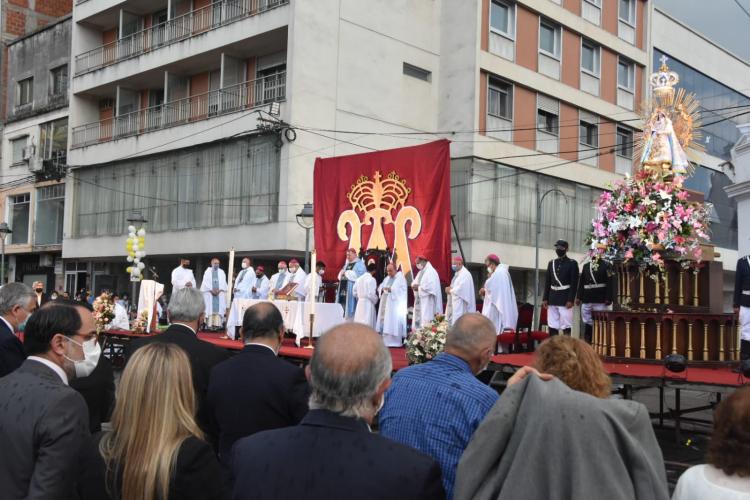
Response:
[624,249,634,260]
[676,191,688,201]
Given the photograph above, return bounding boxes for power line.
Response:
[734,0,750,19]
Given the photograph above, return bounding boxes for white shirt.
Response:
[672,464,750,500]
[173,323,197,336]
[27,356,68,385]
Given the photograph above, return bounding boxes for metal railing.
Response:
[74,0,288,76]
[71,73,285,149]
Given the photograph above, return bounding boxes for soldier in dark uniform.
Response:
[734,254,750,361]
[576,259,616,344]
[542,240,579,336]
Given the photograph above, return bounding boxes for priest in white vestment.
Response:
[201,258,227,329]
[412,256,443,329]
[232,257,255,299]
[300,261,325,303]
[171,257,196,293]
[249,266,270,300]
[480,254,518,353]
[377,264,407,347]
[445,256,476,326]
[353,263,378,328]
[108,300,130,330]
[286,259,307,300]
[268,261,289,298]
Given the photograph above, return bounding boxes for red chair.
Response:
[529,307,549,349]
[497,328,530,353]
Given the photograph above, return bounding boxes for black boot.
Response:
[584,324,593,344]
[562,328,572,336]
[549,328,559,337]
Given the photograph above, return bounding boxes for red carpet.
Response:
[492,353,744,388]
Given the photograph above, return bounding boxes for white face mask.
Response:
[290,266,298,274]
[278,268,286,274]
[486,266,493,274]
[318,269,325,276]
[241,262,249,269]
[64,337,101,378]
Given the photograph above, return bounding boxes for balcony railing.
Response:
[71,73,285,149]
[74,0,288,76]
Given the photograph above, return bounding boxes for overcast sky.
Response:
[654,0,750,63]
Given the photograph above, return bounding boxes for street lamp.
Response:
[296,202,314,273]
[533,182,569,330]
[0,222,12,286]
[126,211,147,313]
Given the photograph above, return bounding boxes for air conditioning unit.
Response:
[28,156,44,173]
[22,145,35,161]
[39,254,54,267]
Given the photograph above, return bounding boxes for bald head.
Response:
[309,323,392,420]
[445,313,497,374]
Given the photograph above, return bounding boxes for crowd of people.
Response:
[0,281,748,500]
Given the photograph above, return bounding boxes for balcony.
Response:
[74,0,288,76]
[71,72,285,148]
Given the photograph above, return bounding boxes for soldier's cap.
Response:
[554,240,569,249]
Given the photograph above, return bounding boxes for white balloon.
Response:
[133,257,140,264]
[132,244,139,251]
[127,225,136,233]
[137,262,145,270]
[128,232,136,239]
[126,256,134,263]
[137,228,146,237]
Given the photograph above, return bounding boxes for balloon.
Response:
[132,244,139,251]
[126,267,132,273]
[126,256,133,263]
[137,228,146,237]
[127,225,136,233]
[137,262,145,270]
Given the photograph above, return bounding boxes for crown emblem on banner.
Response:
[337,170,422,276]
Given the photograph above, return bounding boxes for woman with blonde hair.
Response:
[98,342,229,500]
[534,335,612,398]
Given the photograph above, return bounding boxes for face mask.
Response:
[486,266,493,274]
[64,337,101,378]
[212,263,219,269]
[35,288,43,293]
[451,264,458,272]
[555,249,566,258]
[16,308,31,333]
[278,268,286,274]
[416,262,424,270]
[290,266,298,273]
[318,269,325,276]
[51,294,58,300]
[241,262,249,269]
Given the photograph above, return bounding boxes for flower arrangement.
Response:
[586,169,711,276]
[92,292,115,334]
[131,310,150,335]
[405,315,449,365]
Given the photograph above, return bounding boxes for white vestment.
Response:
[268,271,290,296]
[413,262,443,329]
[233,266,255,299]
[482,264,518,353]
[108,303,130,330]
[377,272,407,346]
[138,280,164,333]
[353,273,378,328]
[447,267,476,326]
[300,273,322,303]
[249,275,270,300]
[201,267,228,320]
[286,269,307,299]
[171,266,196,292]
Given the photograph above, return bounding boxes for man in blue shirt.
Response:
[379,313,499,498]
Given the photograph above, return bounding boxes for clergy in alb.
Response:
[286,259,307,300]
[445,256,476,326]
[353,262,379,329]
[412,255,443,329]
[481,254,518,353]
[301,261,326,303]
[250,266,270,300]
[201,257,228,329]
[336,248,366,319]
[377,263,407,347]
[233,257,255,299]
[268,261,289,298]
[171,257,197,293]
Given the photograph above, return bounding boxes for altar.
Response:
[226,298,346,342]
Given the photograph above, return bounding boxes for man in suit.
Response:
[32,281,50,308]
[0,300,93,499]
[232,323,446,500]
[0,282,37,377]
[126,287,230,440]
[208,302,309,466]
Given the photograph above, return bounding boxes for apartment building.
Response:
[64,0,646,299]
[0,17,70,289]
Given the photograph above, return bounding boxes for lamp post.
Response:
[0,222,12,286]
[126,211,147,313]
[533,182,569,330]
[296,202,314,273]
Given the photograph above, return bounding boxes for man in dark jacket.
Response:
[231,323,445,500]
[576,259,616,343]
[735,254,750,361]
[542,240,579,336]
[208,302,309,466]
[125,287,230,440]
[0,282,36,377]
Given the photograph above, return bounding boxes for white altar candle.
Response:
[226,248,235,309]
[310,250,317,316]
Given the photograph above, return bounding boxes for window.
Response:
[490,0,514,37]
[581,40,600,75]
[35,184,65,245]
[537,110,558,135]
[11,137,28,165]
[488,77,512,120]
[580,119,598,148]
[584,0,601,5]
[50,65,68,96]
[402,63,432,82]
[619,0,635,25]
[40,118,68,161]
[616,127,633,158]
[617,58,635,91]
[10,193,30,245]
[582,0,601,25]
[539,21,560,58]
[17,78,33,107]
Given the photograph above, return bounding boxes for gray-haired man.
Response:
[231,323,446,500]
[0,282,37,376]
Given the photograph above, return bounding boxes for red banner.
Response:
[313,140,451,284]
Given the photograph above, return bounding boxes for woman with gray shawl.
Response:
[454,337,669,500]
